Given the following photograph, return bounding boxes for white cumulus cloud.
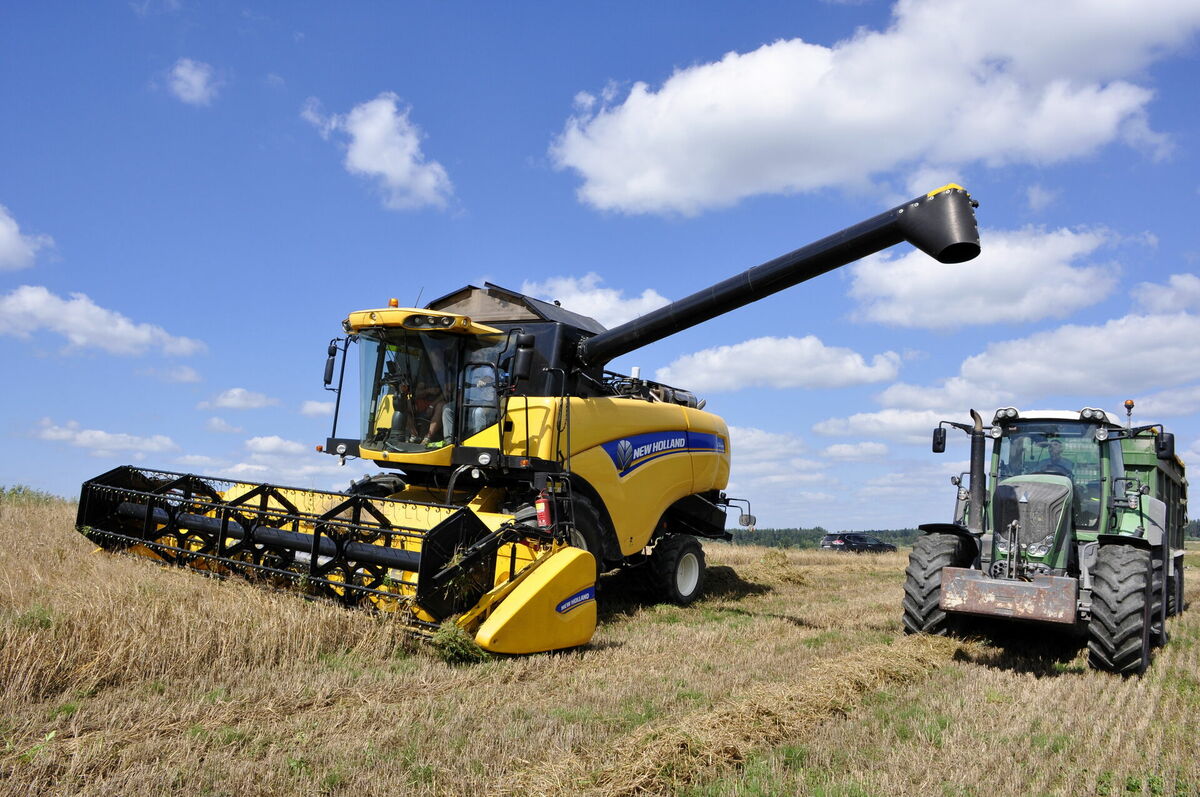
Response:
[1131,384,1200,419]
[168,58,220,106]
[0,285,204,356]
[0,205,53,271]
[849,226,1118,328]
[303,92,453,210]
[520,273,669,328]
[299,400,335,417]
[206,417,243,434]
[245,435,306,455]
[655,335,900,393]
[198,388,279,410]
[38,418,178,457]
[822,441,889,461]
[1133,273,1200,313]
[813,409,946,444]
[552,0,1199,214]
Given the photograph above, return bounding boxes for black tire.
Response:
[1087,545,1152,675]
[1151,551,1167,647]
[651,534,706,605]
[902,534,973,635]
[1167,556,1184,617]
[565,496,606,579]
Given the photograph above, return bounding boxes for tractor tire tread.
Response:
[1087,545,1152,675]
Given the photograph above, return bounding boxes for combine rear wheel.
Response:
[651,534,706,605]
[1088,545,1152,675]
[902,533,973,635]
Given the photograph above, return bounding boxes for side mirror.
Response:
[511,334,535,382]
[932,427,946,453]
[1157,432,1176,461]
[323,343,338,387]
[739,514,756,527]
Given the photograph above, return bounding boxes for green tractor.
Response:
[904,403,1187,675]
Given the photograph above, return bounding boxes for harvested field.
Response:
[2,494,1198,795]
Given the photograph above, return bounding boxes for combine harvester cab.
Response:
[80,186,981,655]
[907,403,1187,675]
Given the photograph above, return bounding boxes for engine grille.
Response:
[993,479,1070,544]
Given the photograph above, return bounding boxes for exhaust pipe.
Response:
[967,409,987,535]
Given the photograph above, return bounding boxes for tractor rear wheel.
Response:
[651,534,706,606]
[1087,545,1152,675]
[902,533,973,635]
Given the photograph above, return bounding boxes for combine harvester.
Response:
[79,186,980,654]
[906,402,1187,674]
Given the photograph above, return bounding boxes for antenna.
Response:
[413,287,424,308]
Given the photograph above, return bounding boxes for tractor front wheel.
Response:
[651,534,706,606]
[1088,545,1152,675]
[902,533,973,635]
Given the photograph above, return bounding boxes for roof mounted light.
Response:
[1080,407,1105,421]
[993,407,1019,423]
[1095,427,1110,442]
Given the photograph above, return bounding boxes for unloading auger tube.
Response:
[576,185,979,367]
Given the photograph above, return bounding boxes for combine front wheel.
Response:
[902,534,972,635]
[1087,545,1152,675]
[652,534,706,606]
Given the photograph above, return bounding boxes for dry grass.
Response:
[2,497,1198,795]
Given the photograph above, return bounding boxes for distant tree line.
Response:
[721,526,922,550]
[1187,519,1200,538]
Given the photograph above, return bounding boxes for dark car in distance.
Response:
[820,533,897,553]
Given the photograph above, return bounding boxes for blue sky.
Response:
[3,1,1199,529]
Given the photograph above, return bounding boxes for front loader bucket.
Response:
[78,466,506,628]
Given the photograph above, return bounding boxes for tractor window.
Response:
[998,421,1105,530]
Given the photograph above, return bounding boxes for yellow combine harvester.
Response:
[78,186,980,654]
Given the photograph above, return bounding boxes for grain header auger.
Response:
[79,185,980,655]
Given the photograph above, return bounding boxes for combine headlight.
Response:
[407,315,425,327]
[1095,427,1109,442]
[988,426,1002,439]
[477,452,493,466]
[1080,407,1105,421]
[996,535,1010,553]
[440,316,454,327]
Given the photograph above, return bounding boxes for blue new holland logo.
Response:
[555,586,596,614]
[600,431,725,477]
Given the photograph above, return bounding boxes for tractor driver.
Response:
[1043,439,1074,478]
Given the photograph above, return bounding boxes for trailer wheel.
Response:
[1167,555,1184,617]
[1087,545,1152,675]
[1151,551,1167,647]
[652,534,706,606]
[902,533,972,635]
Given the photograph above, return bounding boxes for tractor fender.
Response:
[1096,534,1152,551]
[918,523,980,559]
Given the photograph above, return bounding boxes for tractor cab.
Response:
[986,409,1124,576]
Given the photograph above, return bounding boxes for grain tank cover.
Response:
[425,282,607,335]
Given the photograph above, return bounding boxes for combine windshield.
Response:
[997,420,1103,529]
[358,329,505,452]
